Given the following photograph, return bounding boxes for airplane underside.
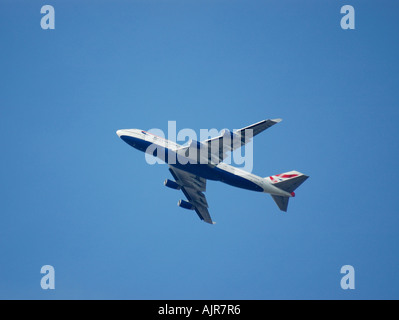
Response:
[117,118,309,223]
[170,163,263,192]
[121,134,263,192]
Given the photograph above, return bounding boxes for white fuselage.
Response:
[116,129,292,197]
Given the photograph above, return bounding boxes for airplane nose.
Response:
[116,130,123,137]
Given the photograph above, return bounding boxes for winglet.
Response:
[271,118,282,123]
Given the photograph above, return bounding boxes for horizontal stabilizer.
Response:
[267,170,309,212]
[271,195,289,212]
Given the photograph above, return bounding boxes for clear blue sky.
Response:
[1,0,398,299]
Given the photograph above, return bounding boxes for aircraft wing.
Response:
[169,166,214,224]
[202,118,282,163]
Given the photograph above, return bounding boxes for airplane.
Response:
[116,119,309,224]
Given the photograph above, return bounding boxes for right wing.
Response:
[169,166,214,224]
[202,118,282,164]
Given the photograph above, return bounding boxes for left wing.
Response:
[169,166,214,224]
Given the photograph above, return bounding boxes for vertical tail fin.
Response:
[266,171,309,212]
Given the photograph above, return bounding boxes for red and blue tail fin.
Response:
[265,171,309,211]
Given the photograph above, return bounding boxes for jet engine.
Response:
[164,179,181,190]
[177,199,194,210]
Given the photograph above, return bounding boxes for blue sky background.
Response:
[1,0,398,299]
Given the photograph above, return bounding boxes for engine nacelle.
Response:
[164,179,181,190]
[177,199,194,210]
